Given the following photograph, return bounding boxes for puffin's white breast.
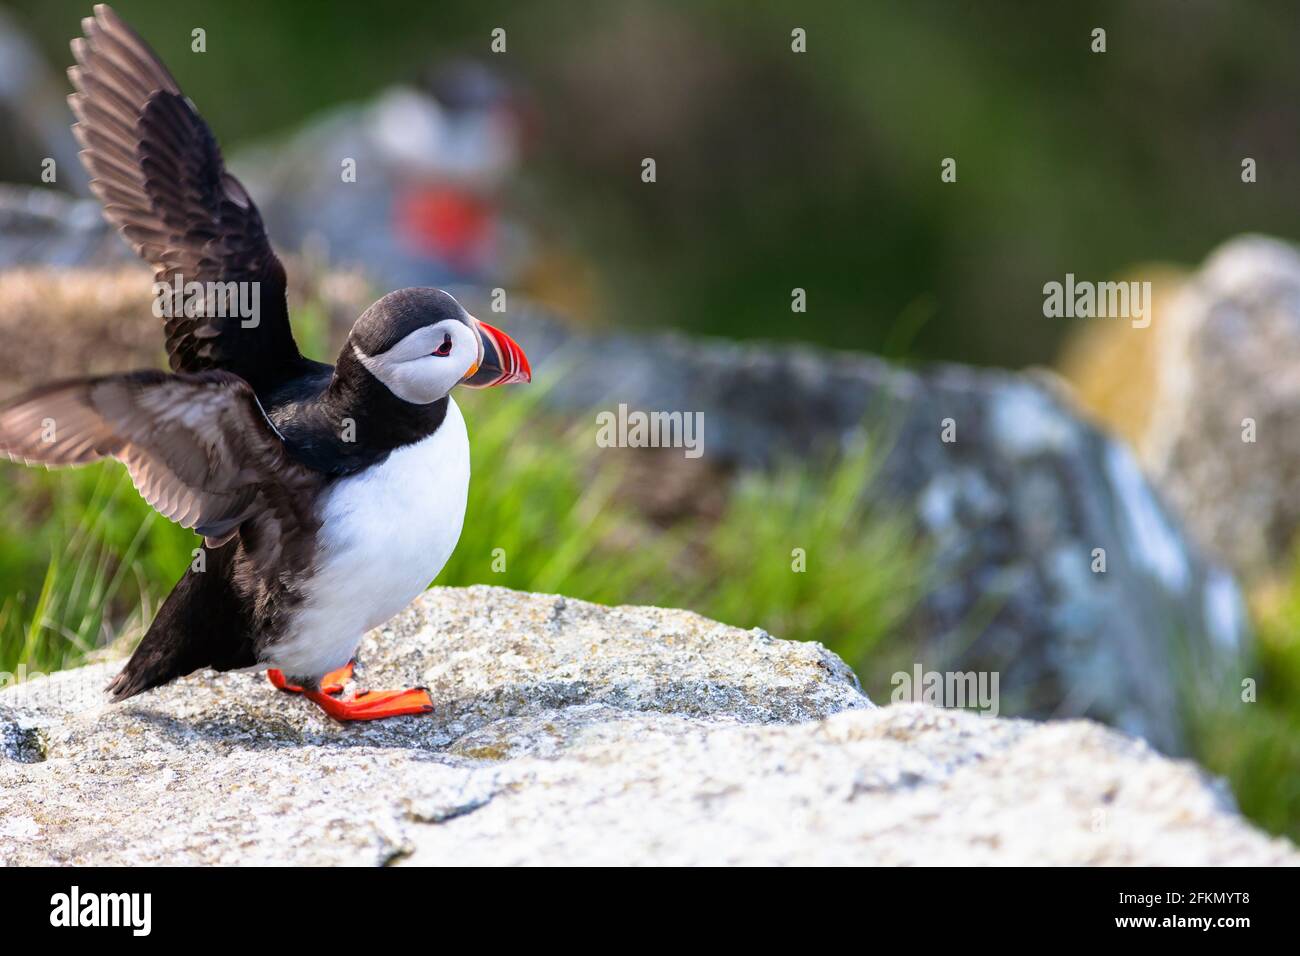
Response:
[268,397,471,678]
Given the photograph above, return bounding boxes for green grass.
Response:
[1185,560,1300,842]
[0,465,196,676]
[446,387,926,677]
[0,385,924,685]
[436,383,674,603]
[672,435,922,673]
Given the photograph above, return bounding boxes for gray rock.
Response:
[0,587,1291,866]
[0,185,125,270]
[450,295,1248,754]
[0,10,89,192]
[1142,235,1300,583]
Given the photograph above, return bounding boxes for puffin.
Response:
[0,5,531,720]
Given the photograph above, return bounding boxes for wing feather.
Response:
[68,4,303,392]
[0,370,319,566]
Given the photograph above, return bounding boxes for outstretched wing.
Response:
[68,4,304,392]
[0,370,320,566]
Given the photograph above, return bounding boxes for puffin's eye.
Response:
[432,333,453,357]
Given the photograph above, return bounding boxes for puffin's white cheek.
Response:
[392,361,454,405]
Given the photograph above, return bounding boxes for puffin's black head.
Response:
[347,288,530,404]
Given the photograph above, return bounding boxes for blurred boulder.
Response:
[1137,236,1300,585]
[0,10,87,192]
[0,266,160,395]
[1055,264,1187,453]
[469,296,1250,753]
[0,185,125,270]
[0,260,371,400]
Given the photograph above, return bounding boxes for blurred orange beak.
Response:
[461,316,532,388]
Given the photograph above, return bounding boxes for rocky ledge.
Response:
[0,586,1293,866]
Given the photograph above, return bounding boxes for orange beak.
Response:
[461,316,532,388]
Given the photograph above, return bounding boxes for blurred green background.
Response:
[6,0,1300,366]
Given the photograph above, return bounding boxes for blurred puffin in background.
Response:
[0,5,531,720]
[245,51,533,289]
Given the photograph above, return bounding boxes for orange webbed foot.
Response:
[303,687,434,722]
[267,661,355,696]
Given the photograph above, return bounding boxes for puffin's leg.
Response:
[266,669,299,692]
[303,687,434,722]
[267,661,355,696]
